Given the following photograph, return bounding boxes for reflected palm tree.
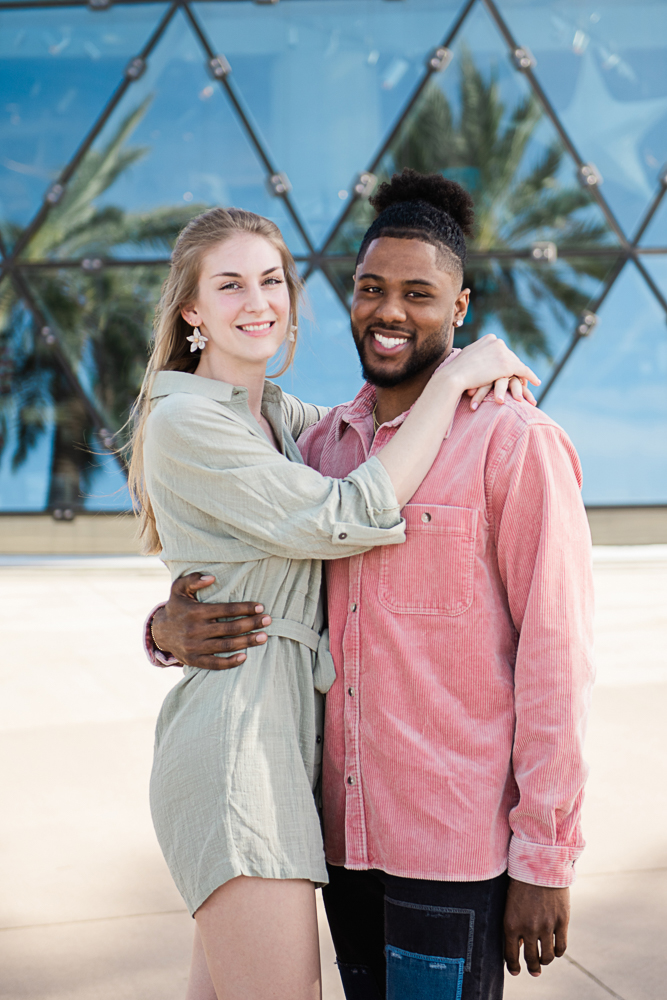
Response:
[330,49,615,358]
[0,100,205,509]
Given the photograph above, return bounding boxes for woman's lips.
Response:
[236,320,276,338]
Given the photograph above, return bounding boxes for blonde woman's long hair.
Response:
[128,207,302,554]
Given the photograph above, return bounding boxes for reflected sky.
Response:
[543,261,667,504]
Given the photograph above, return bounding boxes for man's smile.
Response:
[367,327,412,357]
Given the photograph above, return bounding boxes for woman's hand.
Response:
[467,377,537,411]
[437,335,540,410]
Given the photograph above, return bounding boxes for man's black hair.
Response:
[356,168,475,278]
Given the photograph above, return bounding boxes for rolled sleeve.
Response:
[508,838,581,888]
[143,603,182,668]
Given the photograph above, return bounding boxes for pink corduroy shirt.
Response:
[297,354,595,888]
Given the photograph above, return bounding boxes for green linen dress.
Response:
[144,370,406,916]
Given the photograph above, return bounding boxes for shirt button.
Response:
[347,775,355,785]
[316,735,322,744]
[348,687,355,697]
[338,532,348,540]
[350,603,357,612]
[421,512,432,522]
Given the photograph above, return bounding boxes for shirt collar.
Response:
[335,347,462,440]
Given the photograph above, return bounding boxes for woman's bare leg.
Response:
[194,876,321,1000]
[186,925,218,1000]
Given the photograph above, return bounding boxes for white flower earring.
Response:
[186,326,208,352]
[287,325,297,343]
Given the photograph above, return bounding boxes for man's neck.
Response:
[374,349,450,425]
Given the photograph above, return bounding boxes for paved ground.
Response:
[0,547,665,1000]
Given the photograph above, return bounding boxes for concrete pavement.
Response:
[0,547,665,999]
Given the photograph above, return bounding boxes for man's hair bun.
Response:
[370,168,474,237]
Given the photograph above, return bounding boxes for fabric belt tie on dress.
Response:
[262,619,336,695]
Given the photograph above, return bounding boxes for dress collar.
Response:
[150,370,283,407]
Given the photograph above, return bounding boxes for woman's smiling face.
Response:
[181,233,291,371]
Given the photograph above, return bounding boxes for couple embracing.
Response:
[131,169,594,1000]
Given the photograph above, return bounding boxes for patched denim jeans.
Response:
[322,865,508,1000]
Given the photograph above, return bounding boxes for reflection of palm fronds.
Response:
[331,49,613,358]
[0,100,207,501]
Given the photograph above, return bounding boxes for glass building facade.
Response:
[1,0,665,515]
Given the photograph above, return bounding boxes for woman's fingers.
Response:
[521,382,537,406]
[509,377,524,402]
[469,384,492,410]
[494,377,510,405]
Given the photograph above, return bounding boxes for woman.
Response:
[129,205,538,1000]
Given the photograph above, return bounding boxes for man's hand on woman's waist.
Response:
[151,573,271,670]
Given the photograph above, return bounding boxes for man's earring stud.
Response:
[455,319,464,327]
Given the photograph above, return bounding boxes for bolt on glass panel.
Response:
[194,0,462,245]
[0,3,171,251]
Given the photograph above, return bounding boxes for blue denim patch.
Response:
[386,945,464,1000]
[336,961,382,999]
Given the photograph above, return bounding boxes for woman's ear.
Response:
[181,305,199,327]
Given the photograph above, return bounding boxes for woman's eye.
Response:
[263,277,283,286]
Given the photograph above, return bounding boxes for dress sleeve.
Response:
[489,421,595,887]
[144,394,405,561]
[281,392,330,440]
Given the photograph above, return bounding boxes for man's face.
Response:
[350,237,469,388]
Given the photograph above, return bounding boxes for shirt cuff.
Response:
[143,603,182,668]
[508,837,583,888]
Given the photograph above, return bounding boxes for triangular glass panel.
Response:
[0,3,171,250]
[0,284,128,512]
[193,0,463,246]
[18,8,308,264]
[500,0,667,239]
[638,194,667,247]
[23,263,169,434]
[542,261,667,504]
[275,269,362,408]
[331,0,619,259]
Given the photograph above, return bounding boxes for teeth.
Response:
[374,333,408,349]
[240,322,272,331]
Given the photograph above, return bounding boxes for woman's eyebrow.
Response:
[211,266,283,278]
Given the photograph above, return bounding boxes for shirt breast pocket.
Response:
[378,504,478,616]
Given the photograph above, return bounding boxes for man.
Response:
[147,170,594,999]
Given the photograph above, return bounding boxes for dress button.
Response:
[421,512,432,522]
[338,532,348,540]
[350,603,357,612]
[348,687,355,697]
[347,775,355,785]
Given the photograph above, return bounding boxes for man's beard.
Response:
[352,320,449,388]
